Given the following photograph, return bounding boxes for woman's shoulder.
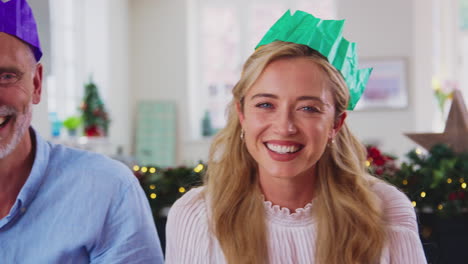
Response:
[370,179,418,232]
[166,186,209,231]
[168,186,207,217]
[370,180,428,263]
[165,186,212,262]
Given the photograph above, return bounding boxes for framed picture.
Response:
[354,58,409,110]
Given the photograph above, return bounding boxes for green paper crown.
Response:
[256,10,371,110]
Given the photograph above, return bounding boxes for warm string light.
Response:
[134,164,206,204]
[415,148,423,155]
[364,145,468,212]
[134,166,157,174]
[194,164,204,173]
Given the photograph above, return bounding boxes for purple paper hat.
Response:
[0,0,42,61]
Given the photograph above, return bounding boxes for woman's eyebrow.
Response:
[250,93,278,100]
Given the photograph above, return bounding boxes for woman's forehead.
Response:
[245,57,332,100]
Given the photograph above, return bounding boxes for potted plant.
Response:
[62,116,82,137]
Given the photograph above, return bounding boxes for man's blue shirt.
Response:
[0,129,164,263]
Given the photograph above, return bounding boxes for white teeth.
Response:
[266,143,300,154]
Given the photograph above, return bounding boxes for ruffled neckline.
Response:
[263,199,315,226]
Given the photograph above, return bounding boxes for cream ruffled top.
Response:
[165,181,427,264]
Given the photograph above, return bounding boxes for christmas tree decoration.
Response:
[405,90,468,153]
[255,10,371,110]
[80,78,110,137]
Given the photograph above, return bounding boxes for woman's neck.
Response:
[259,169,316,211]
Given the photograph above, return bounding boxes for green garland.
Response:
[135,144,468,218]
[135,163,205,218]
[380,144,468,216]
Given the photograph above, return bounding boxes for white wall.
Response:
[75,0,131,155]
[31,0,131,155]
[337,0,427,158]
[107,0,131,155]
[29,0,51,137]
[130,0,191,164]
[32,0,446,164]
[130,0,439,163]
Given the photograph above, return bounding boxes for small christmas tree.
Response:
[80,77,110,137]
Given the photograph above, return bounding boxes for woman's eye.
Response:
[255,102,273,109]
[0,73,19,84]
[301,106,320,112]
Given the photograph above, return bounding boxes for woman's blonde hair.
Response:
[204,41,386,264]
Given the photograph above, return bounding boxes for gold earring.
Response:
[240,129,245,140]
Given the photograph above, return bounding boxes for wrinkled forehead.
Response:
[0,32,36,65]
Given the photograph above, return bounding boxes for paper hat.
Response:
[0,0,42,61]
[256,10,370,110]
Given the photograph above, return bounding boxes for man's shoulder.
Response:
[46,142,135,185]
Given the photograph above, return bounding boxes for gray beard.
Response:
[0,104,32,159]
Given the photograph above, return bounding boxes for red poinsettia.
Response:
[366,145,398,177]
[449,191,467,201]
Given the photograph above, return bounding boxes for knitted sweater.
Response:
[165,181,427,263]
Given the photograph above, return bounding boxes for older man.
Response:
[0,0,164,263]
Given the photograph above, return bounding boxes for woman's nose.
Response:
[274,111,297,135]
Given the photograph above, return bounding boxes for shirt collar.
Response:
[16,127,51,209]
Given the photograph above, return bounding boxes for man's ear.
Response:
[331,111,347,138]
[235,101,245,125]
[32,63,43,104]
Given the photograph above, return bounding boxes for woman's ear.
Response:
[331,112,347,138]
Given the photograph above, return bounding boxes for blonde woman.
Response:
[166,11,427,264]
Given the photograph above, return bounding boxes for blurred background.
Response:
[26,1,468,261]
[30,0,468,166]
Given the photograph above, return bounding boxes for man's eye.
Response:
[0,73,19,84]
